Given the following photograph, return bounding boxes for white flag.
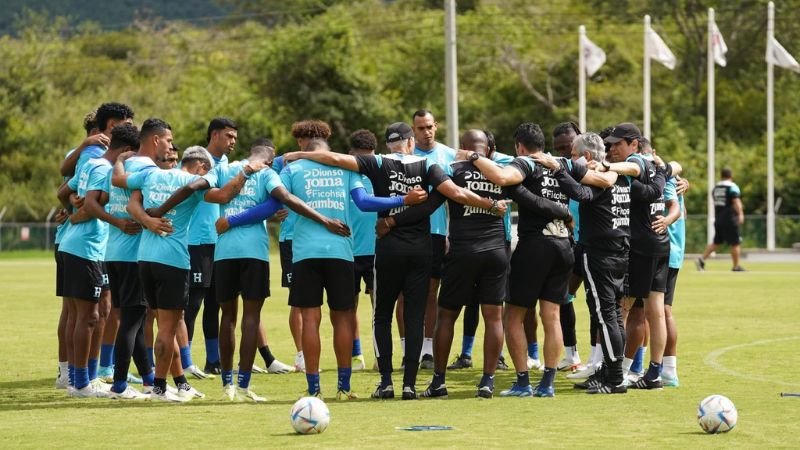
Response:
[581,34,606,76]
[766,36,800,73]
[710,20,728,67]
[647,28,677,70]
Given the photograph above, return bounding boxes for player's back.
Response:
[60,157,112,262]
[106,156,157,262]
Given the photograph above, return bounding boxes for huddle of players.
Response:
[53,101,688,401]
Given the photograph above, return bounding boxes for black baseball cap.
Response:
[385,122,414,143]
[604,122,642,144]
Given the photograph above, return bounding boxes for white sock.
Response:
[296,350,304,359]
[662,355,677,378]
[622,357,633,375]
[58,361,68,378]
[422,338,433,357]
[400,338,406,357]
[565,346,578,361]
[593,344,604,366]
[587,346,596,365]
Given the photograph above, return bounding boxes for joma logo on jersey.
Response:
[389,181,416,194]
[465,180,502,194]
[304,177,344,190]
[541,177,560,188]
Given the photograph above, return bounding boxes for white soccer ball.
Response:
[697,394,737,434]
[290,396,330,434]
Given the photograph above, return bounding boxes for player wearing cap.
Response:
[283,122,506,400]
[697,167,745,271]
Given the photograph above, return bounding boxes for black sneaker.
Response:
[421,382,448,398]
[401,385,418,400]
[586,382,628,394]
[475,385,493,399]
[204,361,222,375]
[695,258,705,271]
[574,370,603,390]
[496,356,509,370]
[629,377,663,390]
[732,265,746,272]
[447,354,473,370]
[419,354,434,370]
[371,384,394,399]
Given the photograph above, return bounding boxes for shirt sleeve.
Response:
[125,170,149,190]
[263,168,285,194]
[67,174,79,191]
[425,163,450,189]
[510,157,533,179]
[203,164,221,188]
[729,184,741,199]
[87,165,112,193]
[626,154,649,184]
[279,166,292,193]
[569,159,588,182]
[355,154,380,176]
[663,179,677,202]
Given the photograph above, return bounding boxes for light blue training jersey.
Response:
[349,174,376,256]
[568,156,586,242]
[664,177,686,269]
[105,156,158,262]
[59,157,112,262]
[55,148,77,245]
[279,159,362,263]
[414,142,456,236]
[214,161,284,262]
[128,169,207,270]
[188,154,227,245]
[273,156,296,242]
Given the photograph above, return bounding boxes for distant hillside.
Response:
[0,0,226,34]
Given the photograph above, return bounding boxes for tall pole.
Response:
[579,25,587,132]
[643,15,651,140]
[707,8,716,245]
[766,1,776,251]
[444,0,459,150]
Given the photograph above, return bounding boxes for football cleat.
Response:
[573,371,604,390]
[204,361,222,375]
[150,386,186,402]
[526,357,543,371]
[695,258,705,271]
[447,354,473,370]
[475,385,494,399]
[336,390,358,401]
[567,364,598,380]
[662,374,680,387]
[557,356,584,372]
[97,366,114,383]
[496,356,510,370]
[236,387,267,403]
[419,354,434,370]
[401,386,418,400]
[499,383,534,397]
[177,383,205,400]
[586,383,628,394]
[222,384,237,401]
[251,364,268,374]
[628,376,663,390]
[352,354,366,371]
[371,384,394,399]
[533,384,555,398]
[267,359,294,374]
[186,365,214,380]
[420,382,448,399]
[108,386,148,400]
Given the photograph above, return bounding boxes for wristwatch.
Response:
[489,199,500,215]
[469,151,480,162]
[601,160,611,171]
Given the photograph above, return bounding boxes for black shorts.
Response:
[581,249,628,305]
[55,245,65,297]
[189,244,215,288]
[430,234,446,279]
[508,238,574,307]
[101,262,109,291]
[279,240,293,288]
[139,261,189,311]
[572,242,584,278]
[353,255,375,295]
[664,268,680,306]
[627,252,669,298]
[107,261,145,308]
[713,222,741,246]
[60,252,104,303]
[289,258,355,311]
[214,258,270,302]
[438,248,508,311]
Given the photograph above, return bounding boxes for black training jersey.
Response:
[579,174,631,254]
[510,155,587,240]
[356,153,449,255]
[712,180,741,225]
[629,157,669,256]
[446,160,507,254]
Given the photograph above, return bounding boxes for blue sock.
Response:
[631,346,645,374]
[479,373,494,389]
[432,371,446,386]
[527,342,539,360]
[644,361,662,381]
[75,367,89,389]
[88,358,98,381]
[68,364,75,386]
[147,347,154,368]
[222,370,233,387]
[352,338,362,357]
[205,338,220,364]
[141,371,154,386]
[516,371,530,387]
[99,344,114,368]
[337,367,352,392]
[112,380,127,394]
[540,367,557,388]
[179,346,193,370]
[461,335,475,358]
[307,372,321,394]
[237,370,252,389]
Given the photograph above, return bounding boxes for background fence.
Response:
[2,215,799,254]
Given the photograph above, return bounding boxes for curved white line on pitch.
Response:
[704,336,800,388]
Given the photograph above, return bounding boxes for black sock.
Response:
[154,377,167,391]
[259,345,275,367]
[173,375,188,386]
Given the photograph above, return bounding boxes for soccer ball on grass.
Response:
[697,394,737,434]
[290,396,330,434]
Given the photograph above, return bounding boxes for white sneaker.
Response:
[150,386,185,402]
[223,384,237,401]
[108,386,148,400]
[186,365,214,380]
[352,354,366,371]
[90,378,112,393]
[526,357,543,371]
[251,364,269,374]
[236,387,267,403]
[177,383,205,400]
[566,364,598,380]
[55,374,69,390]
[72,384,105,398]
[294,352,306,373]
[557,356,584,372]
[267,359,294,374]
[622,371,641,387]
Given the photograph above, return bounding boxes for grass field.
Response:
[1,254,799,448]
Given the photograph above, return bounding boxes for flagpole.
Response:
[767,1,776,251]
[579,25,587,132]
[707,8,716,246]
[643,15,651,140]
[444,0,459,150]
